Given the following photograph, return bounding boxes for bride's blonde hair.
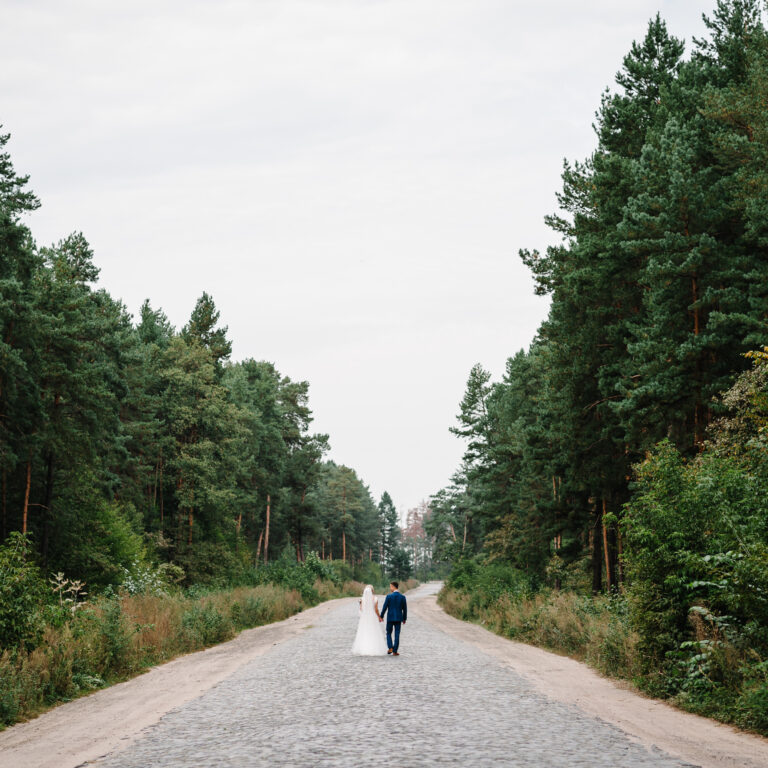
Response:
[364,584,374,593]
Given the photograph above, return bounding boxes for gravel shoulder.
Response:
[415,592,768,768]
[0,597,348,768]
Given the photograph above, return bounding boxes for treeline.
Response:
[433,0,768,586]
[434,0,768,730]
[0,128,411,589]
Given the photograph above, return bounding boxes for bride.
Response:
[351,584,388,656]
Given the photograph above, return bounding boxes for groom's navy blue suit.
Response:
[379,590,407,653]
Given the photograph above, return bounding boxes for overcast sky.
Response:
[3,0,709,516]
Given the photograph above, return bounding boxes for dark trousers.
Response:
[386,621,402,652]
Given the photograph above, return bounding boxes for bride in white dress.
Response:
[351,584,388,656]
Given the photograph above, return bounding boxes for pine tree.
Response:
[378,491,399,569]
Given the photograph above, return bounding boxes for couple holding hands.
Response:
[351,581,407,657]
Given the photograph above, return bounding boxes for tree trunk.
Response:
[22,458,31,535]
[692,276,699,336]
[1,467,6,539]
[321,539,325,560]
[176,476,184,545]
[256,529,263,560]
[342,528,346,563]
[462,518,468,552]
[153,455,161,511]
[591,505,603,594]
[188,508,194,546]
[691,274,706,450]
[263,494,270,563]
[617,527,624,587]
[41,451,55,564]
[159,459,164,530]
[296,514,303,562]
[602,498,612,590]
[694,401,705,450]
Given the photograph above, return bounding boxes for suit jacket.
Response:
[379,591,407,623]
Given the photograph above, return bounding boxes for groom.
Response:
[378,581,407,656]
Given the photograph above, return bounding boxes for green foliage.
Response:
[46,478,146,590]
[388,547,413,581]
[97,599,133,673]
[0,533,48,650]
[253,546,344,601]
[181,603,231,648]
[303,550,340,584]
[622,363,768,723]
[447,557,533,609]
[378,491,400,570]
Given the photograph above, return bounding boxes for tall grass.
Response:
[0,576,420,729]
[439,586,642,681]
[0,579,359,728]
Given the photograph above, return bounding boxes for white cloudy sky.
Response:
[3,0,708,515]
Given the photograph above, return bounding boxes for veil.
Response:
[360,585,375,615]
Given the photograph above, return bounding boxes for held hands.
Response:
[378,616,383,622]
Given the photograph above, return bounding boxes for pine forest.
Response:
[3,0,768,741]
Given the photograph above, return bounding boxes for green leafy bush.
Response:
[0,533,49,650]
[45,476,146,590]
[447,556,533,610]
[181,604,232,647]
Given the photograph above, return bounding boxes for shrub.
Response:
[45,477,146,590]
[181,604,233,648]
[0,533,49,651]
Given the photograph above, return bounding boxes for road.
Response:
[91,583,688,767]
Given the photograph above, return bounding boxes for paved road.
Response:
[93,584,692,768]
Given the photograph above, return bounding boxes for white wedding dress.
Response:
[351,586,388,656]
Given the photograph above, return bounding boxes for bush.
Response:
[121,560,185,596]
[181,604,232,647]
[304,551,340,584]
[45,476,146,590]
[0,533,49,651]
[447,556,533,610]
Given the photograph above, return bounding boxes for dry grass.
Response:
[439,586,641,681]
[0,581,343,729]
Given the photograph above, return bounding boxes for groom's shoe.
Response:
[392,652,400,656]
[387,648,393,654]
